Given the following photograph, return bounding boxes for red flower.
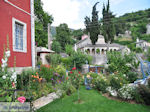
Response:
[70,71,73,74]
[72,67,76,70]
[78,71,81,74]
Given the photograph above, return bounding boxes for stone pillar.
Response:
[82,64,89,74]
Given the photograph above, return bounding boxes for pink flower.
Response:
[70,71,73,74]
[72,67,76,70]
[12,82,15,88]
[17,96,26,103]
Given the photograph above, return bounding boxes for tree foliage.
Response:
[72,29,83,40]
[102,0,115,43]
[65,44,74,56]
[34,0,53,47]
[84,2,100,45]
[56,23,73,51]
[107,51,139,74]
[51,40,62,53]
[113,8,150,39]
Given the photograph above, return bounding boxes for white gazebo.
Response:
[37,47,54,65]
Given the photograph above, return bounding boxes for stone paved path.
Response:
[32,92,59,110]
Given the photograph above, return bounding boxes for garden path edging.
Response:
[32,92,59,110]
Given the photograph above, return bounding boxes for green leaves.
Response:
[84,2,100,45]
[107,51,139,74]
[102,0,115,43]
[56,24,73,50]
[52,41,62,53]
[34,0,53,47]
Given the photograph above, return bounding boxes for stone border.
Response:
[32,92,59,110]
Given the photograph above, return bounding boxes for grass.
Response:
[37,87,150,112]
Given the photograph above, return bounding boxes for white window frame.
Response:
[12,17,27,53]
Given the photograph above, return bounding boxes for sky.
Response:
[41,0,150,29]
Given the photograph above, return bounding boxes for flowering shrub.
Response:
[0,50,17,89]
[87,72,98,86]
[95,75,109,93]
[32,72,43,82]
[109,73,127,90]
[39,65,54,82]
[118,84,135,100]
[68,67,82,89]
[106,87,117,97]
[0,50,17,102]
[17,70,36,90]
[55,65,66,77]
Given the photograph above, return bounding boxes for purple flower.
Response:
[51,78,54,80]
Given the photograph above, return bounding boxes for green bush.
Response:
[46,54,61,67]
[109,74,127,90]
[17,69,36,90]
[134,84,150,105]
[107,51,139,74]
[87,72,98,85]
[39,65,54,82]
[69,51,92,70]
[95,75,109,93]
[55,65,66,77]
[126,72,138,83]
[61,57,71,69]
[56,81,76,97]
[135,47,143,53]
[96,49,100,54]
[65,44,74,56]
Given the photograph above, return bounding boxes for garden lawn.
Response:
[37,87,150,112]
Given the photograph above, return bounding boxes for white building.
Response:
[136,38,150,52]
[146,24,150,35]
[37,47,54,65]
[74,34,130,65]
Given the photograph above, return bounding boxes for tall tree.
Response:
[34,0,53,47]
[51,40,62,53]
[102,0,115,43]
[84,2,100,45]
[56,23,72,51]
[72,29,83,40]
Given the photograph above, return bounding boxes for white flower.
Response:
[5,50,10,57]
[1,58,6,64]
[123,74,126,77]
[5,57,8,63]
[126,63,131,67]
[106,87,117,97]
[2,75,6,79]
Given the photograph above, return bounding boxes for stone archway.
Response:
[101,49,104,54]
[92,48,95,54]
[96,49,100,54]
[87,49,90,54]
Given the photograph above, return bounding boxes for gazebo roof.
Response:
[37,47,55,53]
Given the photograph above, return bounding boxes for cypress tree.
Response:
[102,0,115,43]
[84,2,100,45]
